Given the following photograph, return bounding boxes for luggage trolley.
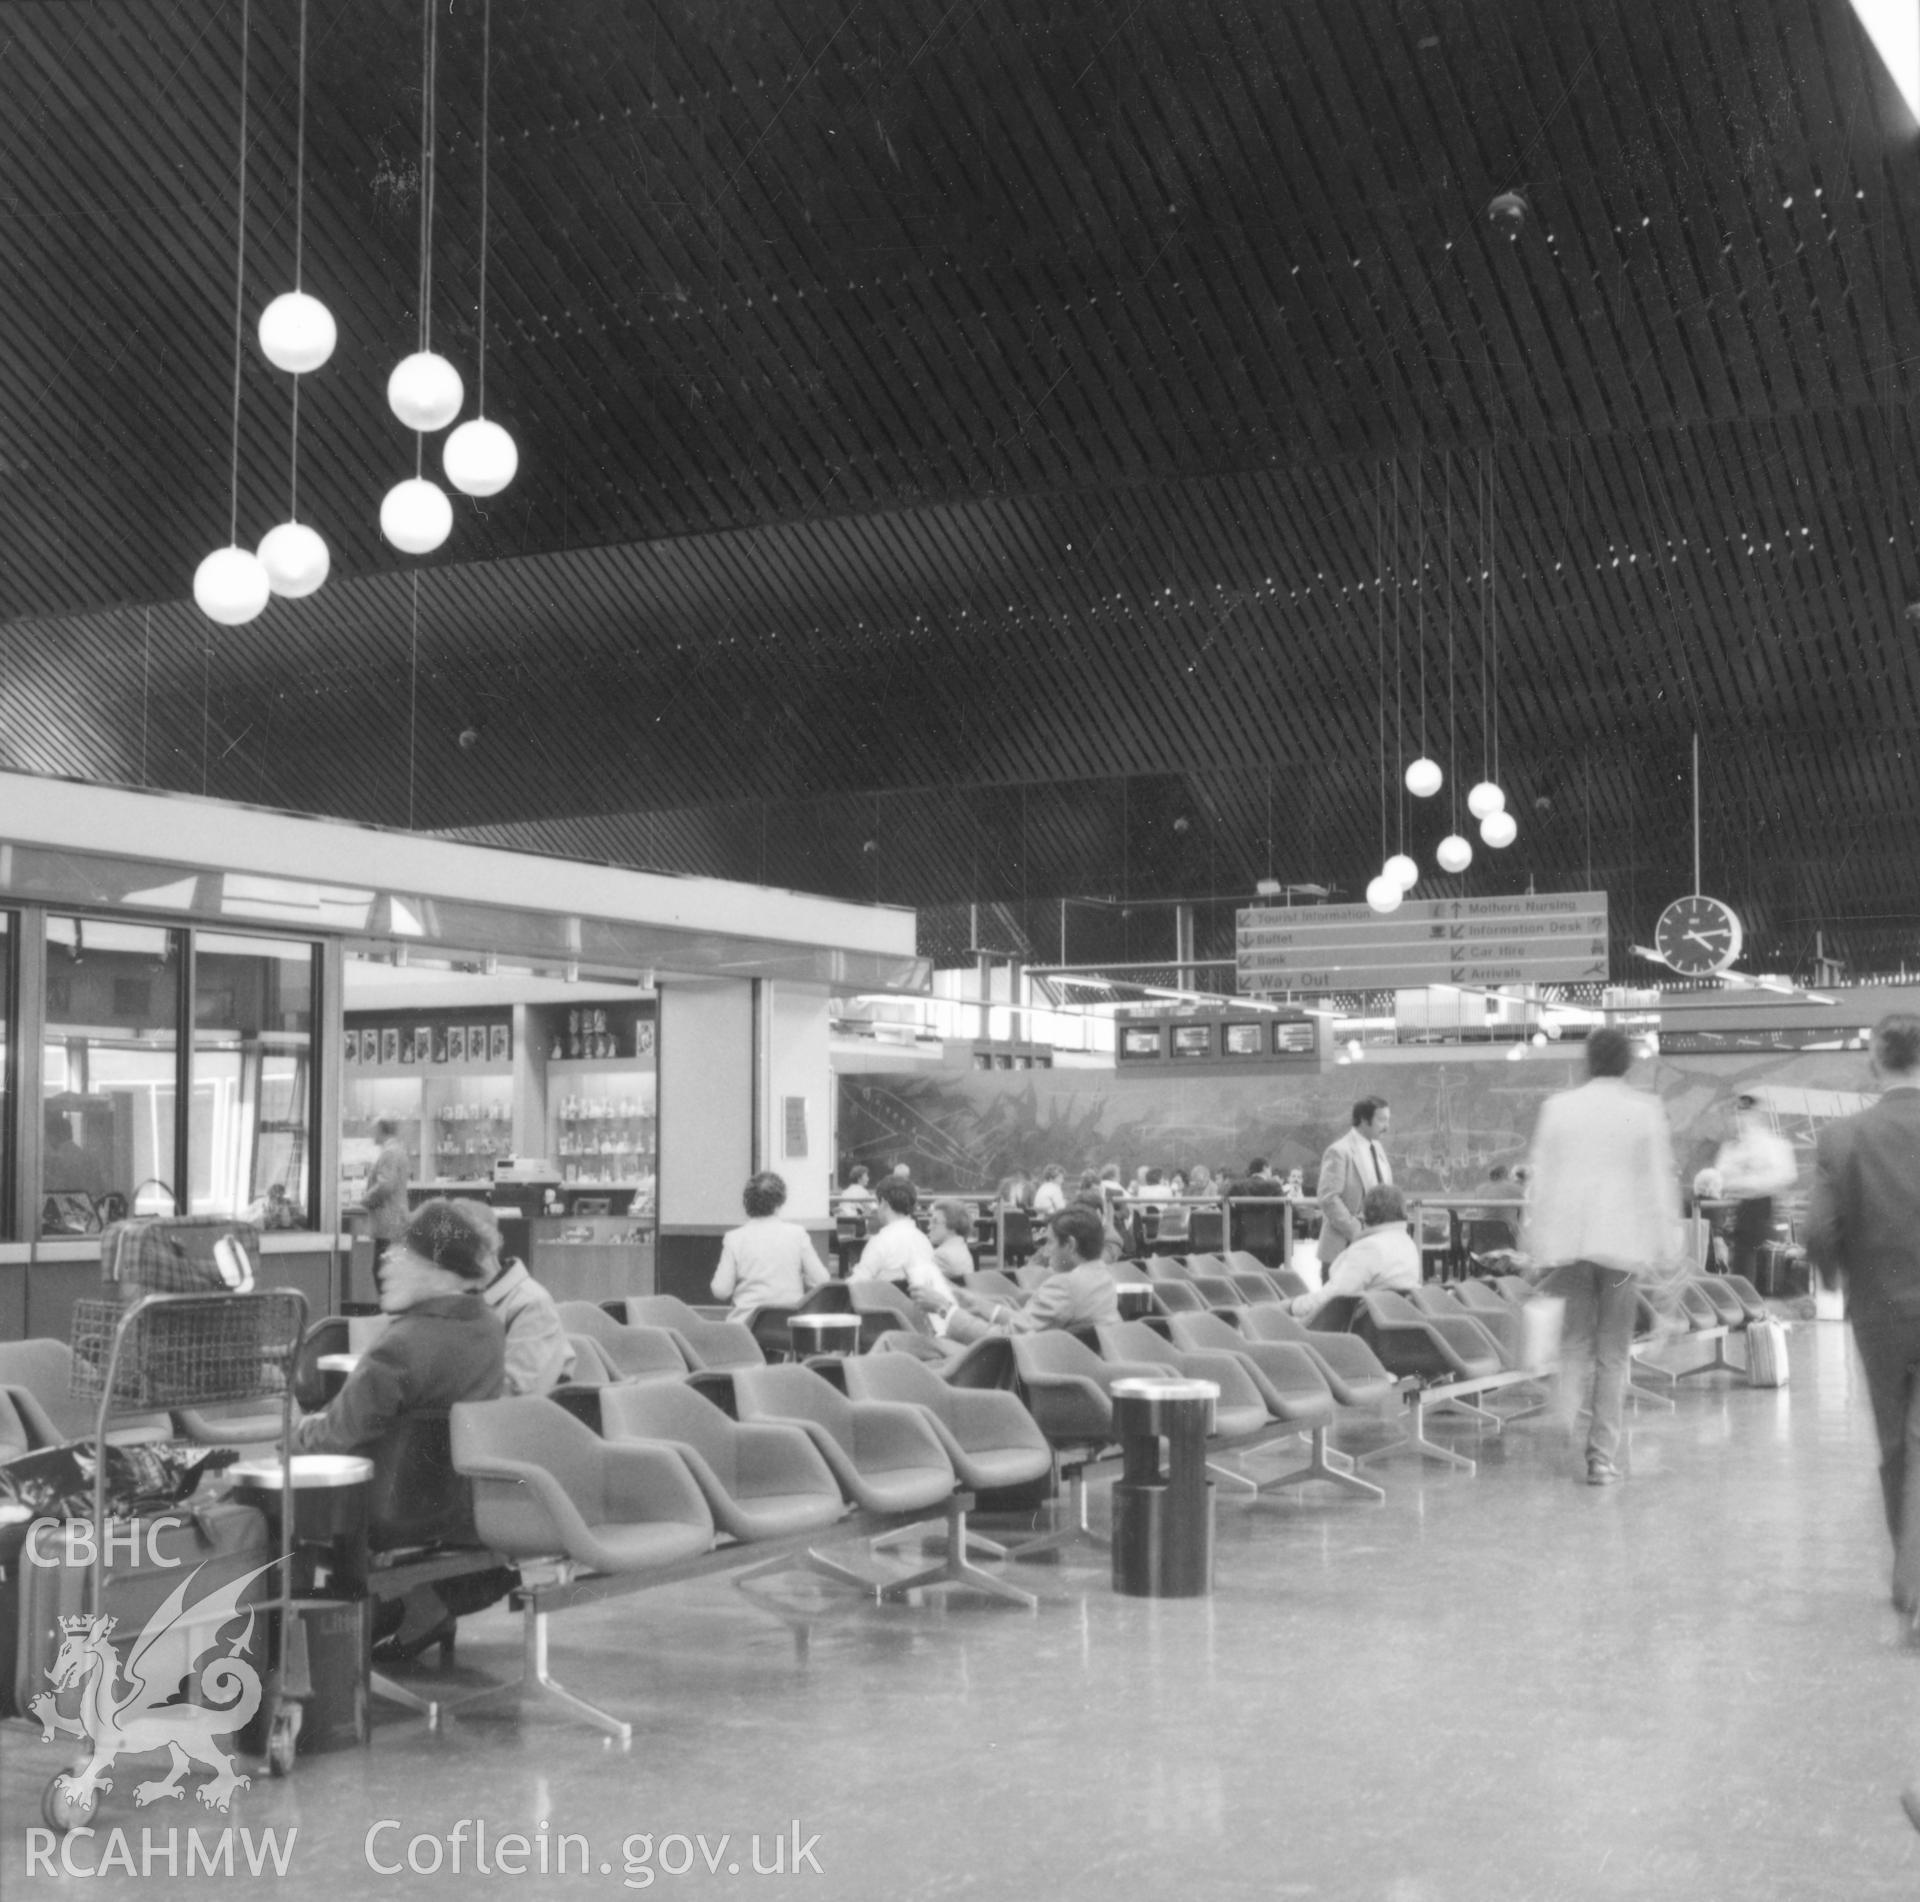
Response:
[40,1286,309,1830]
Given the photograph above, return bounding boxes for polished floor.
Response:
[5,1319,1918,1900]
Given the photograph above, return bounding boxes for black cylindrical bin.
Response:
[229,1455,374,1755]
[790,1313,862,1358]
[1109,1377,1217,1599]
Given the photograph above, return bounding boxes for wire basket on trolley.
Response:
[70,1290,306,1412]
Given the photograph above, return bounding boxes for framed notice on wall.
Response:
[1170,1024,1213,1060]
[783,1095,809,1159]
[1119,1025,1163,1060]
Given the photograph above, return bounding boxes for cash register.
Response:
[487,1158,562,1262]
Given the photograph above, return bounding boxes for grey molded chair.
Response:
[0,1383,59,1457]
[730,1363,957,1592]
[1187,1275,1248,1313]
[597,1380,847,1541]
[842,1354,1053,1607]
[847,1278,932,1349]
[1091,1319,1284,1442]
[0,1338,172,1444]
[616,1295,765,1373]
[1147,1278,1208,1316]
[964,1270,1026,1303]
[1352,1291,1515,1473]
[557,1303,692,1381]
[1165,1310,1380,1501]
[1240,1306,1402,1410]
[1006,1331,1173,1555]
[1227,1272,1287,1307]
[447,1394,716,1743]
[1142,1258,1191,1284]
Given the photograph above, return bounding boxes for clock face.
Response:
[1654,894,1744,976]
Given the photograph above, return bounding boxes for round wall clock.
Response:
[1653,894,1744,976]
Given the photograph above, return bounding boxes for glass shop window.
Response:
[0,913,12,1236]
[191,932,316,1228]
[41,917,180,1234]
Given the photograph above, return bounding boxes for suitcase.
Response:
[1754,1241,1810,1300]
[8,1496,275,1723]
[101,1218,261,1301]
[1745,1316,1791,1388]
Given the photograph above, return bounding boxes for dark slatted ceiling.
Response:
[3,0,1920,979]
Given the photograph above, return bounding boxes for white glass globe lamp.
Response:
[193,545,270,626]
[1436,833,1473,874]
[1366,873,1403,914]
[443,417,518,496]
[380,477,453,554]
[257,521,330,598]
[1383,852,1419,891]
[387,352,464,432]
[1480,809,1518,849]
[1467,780,1505,820]
[258,291,337,373]
[1405,756,1443,798]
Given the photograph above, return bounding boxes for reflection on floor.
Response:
[6,1322,1919,1900]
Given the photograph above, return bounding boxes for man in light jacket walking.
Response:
[1524,1028,1681,1485]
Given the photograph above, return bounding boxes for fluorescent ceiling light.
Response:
[1851,0,1920,122]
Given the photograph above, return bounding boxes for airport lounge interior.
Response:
[5,1,1920,1895]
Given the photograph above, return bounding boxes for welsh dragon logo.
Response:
[31,1560,279,1813]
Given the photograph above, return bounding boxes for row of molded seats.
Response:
[441,1354,1062,1739]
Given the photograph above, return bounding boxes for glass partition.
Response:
[191,932,316,1227]
[0,913,12,1236]
[41,917,181,1232]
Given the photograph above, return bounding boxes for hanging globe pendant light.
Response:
[1383,852,1419,892]
[381,476,453,553]
[257,521,330,597]
[258,290,337,373]
[388,351,464,432]
[1480,809,1518,849]
[1436,833,1473,874]
[1366,872,1404,914]
[194,545,271,625]
[1406,756,1443,798]
[1467,780,1506,820]
[443,416,517,496]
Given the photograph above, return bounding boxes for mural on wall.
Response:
[838,1049,1878,1197]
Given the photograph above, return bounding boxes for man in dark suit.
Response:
[1805,1013,1920,1623]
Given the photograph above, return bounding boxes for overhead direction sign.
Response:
[1236,891,1610,993]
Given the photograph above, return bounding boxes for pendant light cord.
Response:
[1376,472,1386,865]
[1418,458,1428,760]
[1393,461,1404,852]
[288,0,308,522]
[1447,477,1457,833]
[226,0,253,547]
[477,0,492,416]
[1482,449,1497,783]
[416,0,440,480]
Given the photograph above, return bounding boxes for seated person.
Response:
[1030,1165,1067,1217]
[927,1199,976,1281]
[1230,1155,1285,1198]
[835,1165,875,1220]
[459,1200,576,1395]
[927,1204,1121,1342]
[712,1171,832,1321]
[1289,1183,1420,1323]
[296,1199,505,1455]
[294,1198,510,1661]
[849,1176,951,1311]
